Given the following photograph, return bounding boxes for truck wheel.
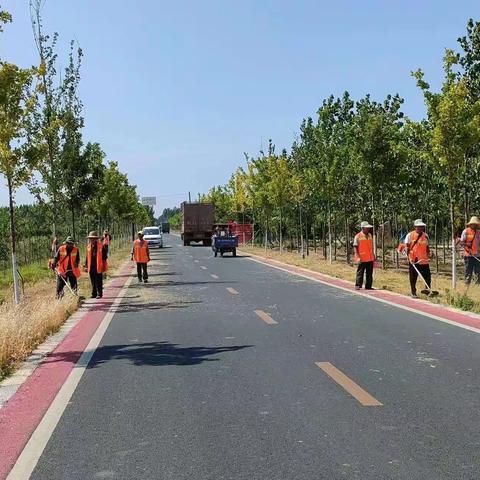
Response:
[233,248,237,257]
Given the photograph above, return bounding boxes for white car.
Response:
[143,226,163,248]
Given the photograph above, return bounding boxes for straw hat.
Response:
[360,221,373,229]
[138,230,144,235]
[65,236,75,244]
[467,216,480,226]
[413,219,426,227]
[87,231,99,238]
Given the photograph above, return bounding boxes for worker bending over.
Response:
[53,236,80,298]
[84,231,108,299]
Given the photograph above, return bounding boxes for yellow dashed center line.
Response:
[194,260,199,263]
[226,287,239,295]
[211,274,219,279]
[254,309,278,325]
[315,362,382,407]
[200,266,207,270]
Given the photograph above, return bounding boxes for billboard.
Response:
[141,196,156,206]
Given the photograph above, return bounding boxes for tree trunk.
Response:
[71,203,76,241]
[313,224,316,253]
[434,218,439,273]
[328,205,332,263]
[449,188,457,290]
[299,205,304,258]
[279,209,283,254]
[7,175,21,304]
[344,208,350,264]
[305,217,309,256]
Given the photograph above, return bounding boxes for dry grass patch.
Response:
[0,247,130,380]
[241,246,480,314]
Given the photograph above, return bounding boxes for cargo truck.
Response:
[181,202,215,246]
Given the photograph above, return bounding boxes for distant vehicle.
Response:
[143,226,163,248]
[162,222,170,234]
[181,202,214,246]
[212,224,238,257]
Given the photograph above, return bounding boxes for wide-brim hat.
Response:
[360,221,373,229]
[467,216,480,225]
[137,231,144,235]
[65,236,75,243]
[87,231,99,238]
[413,219,426,227]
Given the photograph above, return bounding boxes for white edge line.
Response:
[246,256,480,335]
[7,276,134,480]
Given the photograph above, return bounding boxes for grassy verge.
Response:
[0,246,130,381]
[241,246,480,314]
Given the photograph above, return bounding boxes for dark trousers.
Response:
[356,261,374,289]
[409,263,431,294]
[137,263,148,281]
[56,271,77,298]
[464,256,480,285]
[89,270,103,298]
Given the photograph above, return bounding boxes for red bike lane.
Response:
[0,264,133,480]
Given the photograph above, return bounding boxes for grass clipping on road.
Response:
[0,248,130,380]
[241,246,480,314]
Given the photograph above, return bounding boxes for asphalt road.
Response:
[30,234,480,480]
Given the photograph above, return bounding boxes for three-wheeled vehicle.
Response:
[212,224,238,257]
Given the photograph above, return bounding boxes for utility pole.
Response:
[188,191,191,202]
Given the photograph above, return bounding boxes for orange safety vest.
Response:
[407,231,429,265]
[354,232,375,263]
[463,227,480,256]
[57,245,81,278]
[87,240,108,273]
[133,239,150,263]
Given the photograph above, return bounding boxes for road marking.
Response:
[211,274,219,279]
[200,266,207,270]
[254,309,278,325]
[246,255,480,335]
[315,362,382,407]
[194,260,199,263]
[227,287,239,295]
[6,276,134,480]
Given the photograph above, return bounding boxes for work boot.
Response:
[144,279,148,284]
[355,286,361,290]
[410,293,418,299]
[138,278,143,283]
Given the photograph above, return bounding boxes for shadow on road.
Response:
[90,299,202,313]
[44,342,253,368]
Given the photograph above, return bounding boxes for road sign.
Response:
[141,196,156,206]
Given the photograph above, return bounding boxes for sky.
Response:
[0,0,478,215]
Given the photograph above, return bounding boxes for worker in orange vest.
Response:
[460,216,480,285]
[353,221,375,290]
[103,229,111,257]
[84,231,108,299]
[53,236,81,298]
[405,219,431,298]
[132,231,150,283]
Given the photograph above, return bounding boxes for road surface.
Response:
[18,235,480,479]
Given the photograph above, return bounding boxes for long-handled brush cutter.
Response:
[410,260,439,297]
[49,262,78,298]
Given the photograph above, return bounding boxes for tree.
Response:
[0,62,38,303]
[413,50,480,289]
[58,42,85,239]
[29,0,63,235]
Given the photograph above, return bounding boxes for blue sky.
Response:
[1,0,478,214]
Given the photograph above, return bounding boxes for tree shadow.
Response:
[44,342,253,368]
[90,299,202,313]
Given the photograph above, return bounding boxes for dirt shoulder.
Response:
[0,247,130,380]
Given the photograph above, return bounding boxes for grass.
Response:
[0,246,130,381]
[241,246,480,314]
